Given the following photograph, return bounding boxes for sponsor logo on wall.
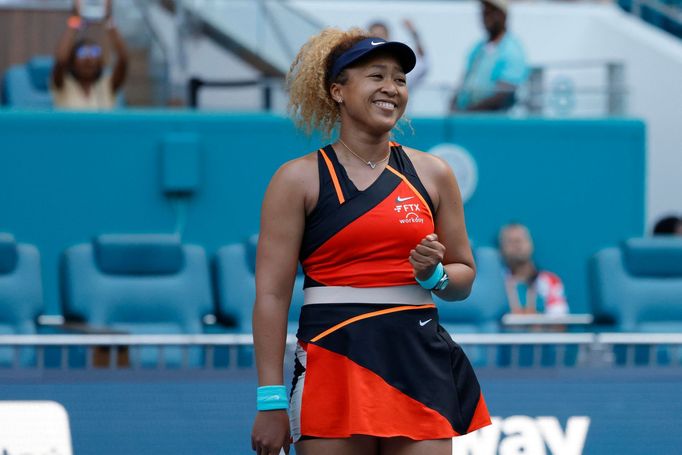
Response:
[452,416,590,455]
[428,143,478,204]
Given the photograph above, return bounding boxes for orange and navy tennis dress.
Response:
[289,142,491,441]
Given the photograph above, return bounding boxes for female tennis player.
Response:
[251,28,491,455]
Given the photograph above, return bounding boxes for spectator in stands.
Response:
[368,19,430,91]
[652,215,682,236]
[499,223,569,315]
[51,0,128,110]
[450,0,528,112]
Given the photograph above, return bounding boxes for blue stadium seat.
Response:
[61,234,213,367]
[435,247,507,334]
[1,56,54,108]
[434,247,508,366]
[214,234,305,334]
[0,233,43,366]
[591,237,682,332]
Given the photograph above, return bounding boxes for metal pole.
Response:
[188,77,202,108]
[607,62,626,116]
[262,80,272,111]
[528,67,544,115]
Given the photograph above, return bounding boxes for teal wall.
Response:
[0,111,645,315]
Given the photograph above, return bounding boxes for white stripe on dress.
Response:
[303,285,433,306]
[289,343,307,443]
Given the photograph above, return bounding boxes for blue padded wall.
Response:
[0,111,645,315]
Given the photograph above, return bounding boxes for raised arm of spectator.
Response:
[52,12,81,89]
[107,23,128,92]
[403,19,425,58]
[403,19,429,90]
[105,1,128,93]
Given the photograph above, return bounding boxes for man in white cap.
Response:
[450,0,528,112]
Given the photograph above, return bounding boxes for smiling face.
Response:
[330,53,408,135]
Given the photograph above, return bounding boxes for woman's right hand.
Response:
[251,410,290,455]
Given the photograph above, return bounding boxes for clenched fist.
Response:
[409,233,446,281]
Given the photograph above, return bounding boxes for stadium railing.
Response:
[0,332,680,370]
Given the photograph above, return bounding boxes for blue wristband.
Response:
[257,385,288,411]
[416,262,445,290]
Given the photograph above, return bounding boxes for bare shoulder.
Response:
[268,150,319,213]
[271,151,318,189]
[401,145,453,183]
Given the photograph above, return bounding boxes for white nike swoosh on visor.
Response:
[371,41,385,46]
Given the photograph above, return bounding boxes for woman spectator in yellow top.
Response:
[51,0,128,110]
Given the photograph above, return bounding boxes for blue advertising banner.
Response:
[458,369,682,455]
[0,368,678,455]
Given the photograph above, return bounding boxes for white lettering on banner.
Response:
[451,416,590,455]
[0,401,73,455]
[452,417,502,455]
[499,416,546,455]
[537,417,590,455]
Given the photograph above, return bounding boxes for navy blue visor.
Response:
[329,37,417,81]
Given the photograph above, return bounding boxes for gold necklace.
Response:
[338,139,391,169]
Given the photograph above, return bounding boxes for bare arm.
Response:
[105,0,128,93]
[251,158,311,454]
[403,19,425,58]
[408,151,476,301]
[253,162,306,385]
[52,18,80,89]
[107,24,128,92]
[465,81,516,112]
[432,156,476,300]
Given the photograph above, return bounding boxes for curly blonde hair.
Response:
[287,28,369,137]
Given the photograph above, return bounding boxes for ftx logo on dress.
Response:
[394,196,424,224]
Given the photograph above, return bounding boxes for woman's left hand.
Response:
[409,234,446,281]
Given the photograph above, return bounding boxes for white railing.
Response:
[4,332,681,346]
[0,332,680,370]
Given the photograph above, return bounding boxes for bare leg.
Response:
[379,437,452,455]
[295,435,379,455]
